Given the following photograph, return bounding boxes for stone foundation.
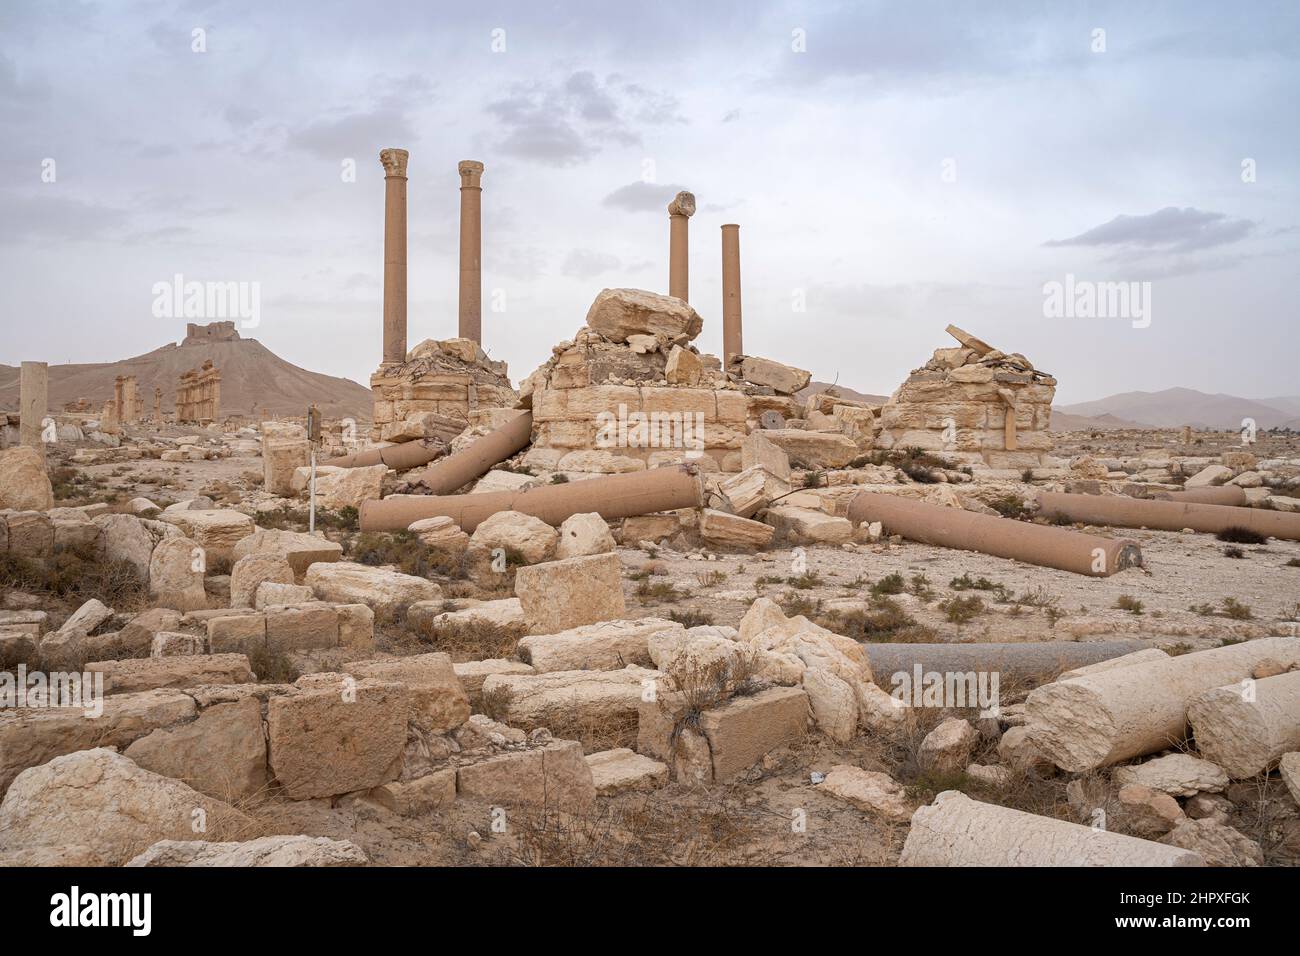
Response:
[368,337,516,442]
[875,327,1056,469]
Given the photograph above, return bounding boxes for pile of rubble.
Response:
[368,337,516,444]
[875,325,1057,471]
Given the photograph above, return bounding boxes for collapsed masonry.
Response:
[876,324,1056,470]
[517,287,881,475]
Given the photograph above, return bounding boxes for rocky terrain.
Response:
[2,291,1299,870]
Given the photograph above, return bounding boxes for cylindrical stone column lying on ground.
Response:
[325,441,445,471]
[721,224,742,365]
[406,410,533,495]
[1187,669,1300,778]
[899,791,1204,866]
[360,463,703,533]
[1036,491,1300,540]
[1025,636,1300,772]
[1150,486,1247,507]
[846,492,1142,577]
[379,148,409,364]
[864,641,1149,690]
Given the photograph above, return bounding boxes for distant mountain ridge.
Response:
[1057,387,1300,431]
[0,325,373,421]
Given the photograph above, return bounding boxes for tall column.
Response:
[211,371,221,423]
[154,387,162,424]
[667,191,696,302]
[458,160,485,344]
[721,224,743,364]
[380,148,409,364]
[113,376,125,421]
[19,361,48,456]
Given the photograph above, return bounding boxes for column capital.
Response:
[380,148,409,178]
[668,190,696,218]
[458,160,485,188]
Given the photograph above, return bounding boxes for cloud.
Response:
[601,181,690,213]
[561,248,622,279]
[1044,207,1256,253]
[286,109,414,159]
[0,192,129,243]
[485,71,682,166]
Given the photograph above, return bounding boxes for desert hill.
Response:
[1057,387,1300,431]
[0,323,373,422]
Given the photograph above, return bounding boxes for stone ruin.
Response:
[175,360,222,425]
[366,149,515,443]
[876,324,1056,470]
[182,320,240,345]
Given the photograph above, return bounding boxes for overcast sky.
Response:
[1,0,1297,404]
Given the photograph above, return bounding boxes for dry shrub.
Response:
[0,545,148,612]
[403,617,525,662]
[498,790,755,867]
[816,599,936,643]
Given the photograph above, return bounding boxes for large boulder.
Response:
[266,677,412,800]
[469,510,558,565]
[0,446,54,511]
[123,697,268,802]
[584,288,703,345]
[555,512,616,559]
[229,554,295,609]
[148,536,208,611]
[316,464,386,510]
[159,509,255,564]
[0,749,251,866]
[93,513,157,580]
[513,553,626,633]
[304,561,441,612]
[232,528,343,581]
[127,835,367,867]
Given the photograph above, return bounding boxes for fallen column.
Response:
[1148,486,1247,507]
[846,492,1142,577]
[1036,490,1300,540]
[407,410,533,495]
[360,463,703,532]
[1187,669,1300,778]
[1024,636,1300,772]
[899,791,1204,866]
[325,441,446,471]
[864,641,1149,689]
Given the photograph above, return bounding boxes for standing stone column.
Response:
[19,361,48,455]
[154,387,162,424]
[721,224,743,365]
[113,376,126,421]
[667,191,696,302]
[458,160,485,344]
[380,148,409,364]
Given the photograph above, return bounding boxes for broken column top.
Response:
[667,191,696,217]
[584,288,703,346]
[380,148,409,177]
[458,160,484,186]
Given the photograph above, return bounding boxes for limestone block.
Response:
[514,553,626,633]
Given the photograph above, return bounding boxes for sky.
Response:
[1,0,1297,405]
